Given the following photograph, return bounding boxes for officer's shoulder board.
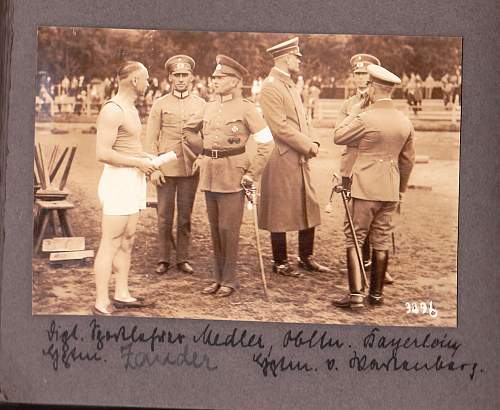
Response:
[242,97,256,104]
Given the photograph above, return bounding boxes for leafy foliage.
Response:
[37,27,462,81]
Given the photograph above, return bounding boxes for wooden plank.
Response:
[58,146,77,190]
[49,250,94,261]
[49,146,68,182]
[37,143,50,189]
[42,237,85,252]
[48,144,59,175]
[34,147,47,189]
[35,199,74,209]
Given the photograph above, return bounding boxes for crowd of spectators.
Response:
[400,67,462,114]
[35,66,461,120]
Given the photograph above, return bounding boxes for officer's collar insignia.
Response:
[221,94,233,102]
[173,90,189,99]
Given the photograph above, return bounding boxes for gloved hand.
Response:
[341,176,352,191]
[241,174,254,189]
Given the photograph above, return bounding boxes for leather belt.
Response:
[202,146,245,159]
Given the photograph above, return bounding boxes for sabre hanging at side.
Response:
[241,183,268,299]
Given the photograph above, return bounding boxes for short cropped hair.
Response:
[117,61,145,81]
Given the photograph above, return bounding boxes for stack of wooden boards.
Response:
[42,237,94,265]
[33,142,95,264]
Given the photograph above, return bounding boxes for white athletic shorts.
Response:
[97,164,146,215]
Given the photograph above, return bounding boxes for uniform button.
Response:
[379,159,383,162]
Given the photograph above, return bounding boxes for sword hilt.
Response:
[241,183,256,209]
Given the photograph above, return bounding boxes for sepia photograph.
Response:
[32,27,461,327]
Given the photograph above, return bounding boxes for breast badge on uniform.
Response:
[231,125,239,133]
[228,136,241,144]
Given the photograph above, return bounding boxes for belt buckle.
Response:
[211,149,219,159]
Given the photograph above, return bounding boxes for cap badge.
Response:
[357,62,364,68]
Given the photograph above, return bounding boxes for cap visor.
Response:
[171,69,191,74]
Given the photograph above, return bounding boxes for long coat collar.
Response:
[270,67,295,86]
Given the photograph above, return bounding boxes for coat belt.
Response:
[202,146,245,159]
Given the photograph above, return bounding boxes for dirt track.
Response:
[32,123,459,327]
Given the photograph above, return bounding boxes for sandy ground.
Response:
[32,122,459,327]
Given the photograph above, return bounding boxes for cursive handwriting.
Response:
[253,346,314,377]
[363,327,461,357]
[42,320,101,370]
[120,342,218,371]
[283,329,344,350]
[90,319,186,352]
[349,349,479,380]
[193,324,265,349]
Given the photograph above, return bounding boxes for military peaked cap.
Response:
[367,64,401,87]
[267,37,302,59]
[212,55,249,79]
[165,55,195,74]
[350,54,381,73]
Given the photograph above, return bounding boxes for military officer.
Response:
[332,64,415,309]
[258,37,330,277]
[145,55,206,275]
[188,55,274,297]
[336,54,395,284]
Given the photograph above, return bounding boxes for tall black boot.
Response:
[332,247,364,309]
[368,250,389,305]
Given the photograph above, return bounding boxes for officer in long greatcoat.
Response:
[187,55,275,297]
[332,64,415,309]
[258,37,330,277]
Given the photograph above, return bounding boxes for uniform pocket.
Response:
[224,119,248,143]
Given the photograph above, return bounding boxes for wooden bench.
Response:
[33,199,75,253]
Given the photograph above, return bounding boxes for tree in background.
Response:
[37,27,462,83]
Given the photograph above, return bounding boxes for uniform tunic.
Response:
[337,91,367,178]
[146,91,206,176]
[189,93,274,288]
[334,99,415,250]
[258,67,321,232]
[145,91,206,264]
